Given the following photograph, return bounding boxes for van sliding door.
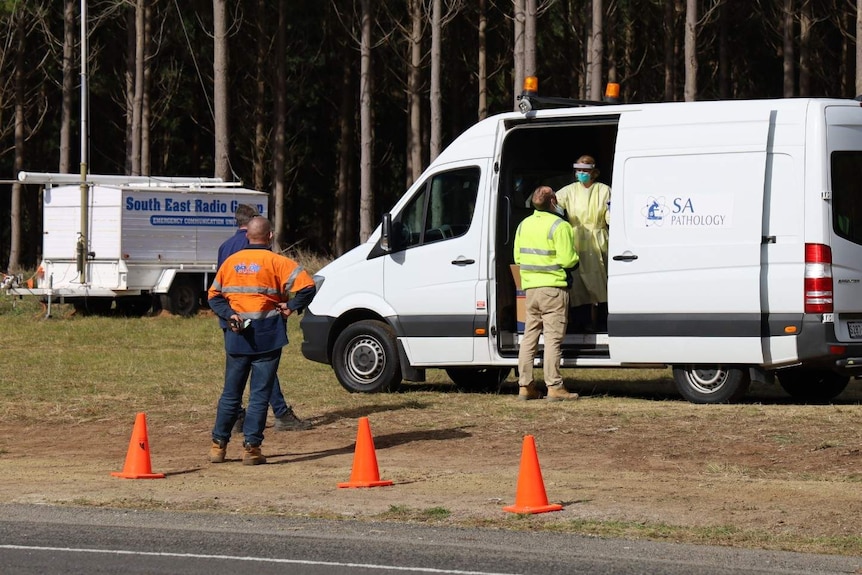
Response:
[608,103,769,363]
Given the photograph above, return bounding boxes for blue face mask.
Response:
[576,172,591,184]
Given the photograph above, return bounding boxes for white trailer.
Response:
[5,172,268,316]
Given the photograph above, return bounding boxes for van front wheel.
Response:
[333,320,402,393]
[672,365,750,404]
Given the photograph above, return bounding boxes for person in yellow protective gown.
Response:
[555,155,611,331]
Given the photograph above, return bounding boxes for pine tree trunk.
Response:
[213,0,230,180]
[359,0,374,242]
[273,0,286,250]
[141,1,151,175]
[524,0,536,79]
[253,0,266,192]
[9,9,24,273]
[430,0,442,161]
[663,0,674,101]
[513,0,525,109]
[408,0,423,184]
[131,0,144,175]
[478,0,487,120]
[59,0,74,173]
[783,0,795,98]
[683,0,697,101]
[589,0,603,101]
[335,41,354,257]
[799,0,811,97]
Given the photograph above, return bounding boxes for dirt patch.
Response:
[2,378,861,555]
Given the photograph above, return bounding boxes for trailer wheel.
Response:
[777,368,849,403]
[446,367,511,393]
[160,278,199,317]
[333,320,401,393]
[672,365,750,404]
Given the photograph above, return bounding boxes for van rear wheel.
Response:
[446,368,511,393]
[672,365,750,404]
[777,368,849,403]
[333,320,402,393]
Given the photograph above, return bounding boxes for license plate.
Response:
[849,321,862,339]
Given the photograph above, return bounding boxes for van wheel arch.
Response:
[672,365,751,404]
[333,319,402,393]
[777,368,849,403]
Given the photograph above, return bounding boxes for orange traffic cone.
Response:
[111,413,165,479]
[337,417,393,488]
[503,435,562,514]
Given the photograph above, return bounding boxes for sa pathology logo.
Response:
[641,196,669,227]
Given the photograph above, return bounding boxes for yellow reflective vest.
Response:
[513,210,578,290]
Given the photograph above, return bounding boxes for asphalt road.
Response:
[0,504,858,575]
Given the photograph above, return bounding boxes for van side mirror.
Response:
[381,213,393,252]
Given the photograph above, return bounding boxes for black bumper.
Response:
[299,310,334,365]
[797,314,862,373]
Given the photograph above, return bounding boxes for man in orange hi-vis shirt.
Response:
[207,216,316,465]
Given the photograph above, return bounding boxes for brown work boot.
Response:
[546,385,579,401]
[517,383,543,401]
[209,439,227,463]
[242,443,266,466]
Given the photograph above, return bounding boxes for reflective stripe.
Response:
[238,309,281,320]
[519,247,557,256]
[520,263,562,272]
[548,219,563,239]
[221,285,282,295]
[284,266,306,293]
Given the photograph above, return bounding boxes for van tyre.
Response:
[672,365,750,404]
[446,367,511,393]
[777,368,849,403]
[333,320,401,393]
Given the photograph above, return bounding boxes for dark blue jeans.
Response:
[222,328,289,417]
[269,376,289,418]
[212,349,281,447]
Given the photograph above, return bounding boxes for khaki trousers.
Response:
[517,286,569,388]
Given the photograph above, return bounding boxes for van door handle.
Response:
[451,258,475,266]
[612,253,638,262]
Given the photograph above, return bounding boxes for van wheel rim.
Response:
[686,369,727,394]
[346,336,385,381]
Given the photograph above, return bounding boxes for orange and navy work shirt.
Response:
[208,244,315,355]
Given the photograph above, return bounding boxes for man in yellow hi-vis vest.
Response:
[514,186,580,401]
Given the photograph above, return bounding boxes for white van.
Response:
[300,94,862,403]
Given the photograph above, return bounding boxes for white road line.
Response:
[0,544,523,575]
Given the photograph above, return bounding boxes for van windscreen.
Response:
[831,151,862,245]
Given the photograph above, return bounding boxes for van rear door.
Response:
[608,102,770,363]
[825,105,862,343]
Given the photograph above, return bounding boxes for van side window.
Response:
[393,167,480,249]
[832,152,862,244]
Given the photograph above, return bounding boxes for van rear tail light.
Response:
[804,243,833,313]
